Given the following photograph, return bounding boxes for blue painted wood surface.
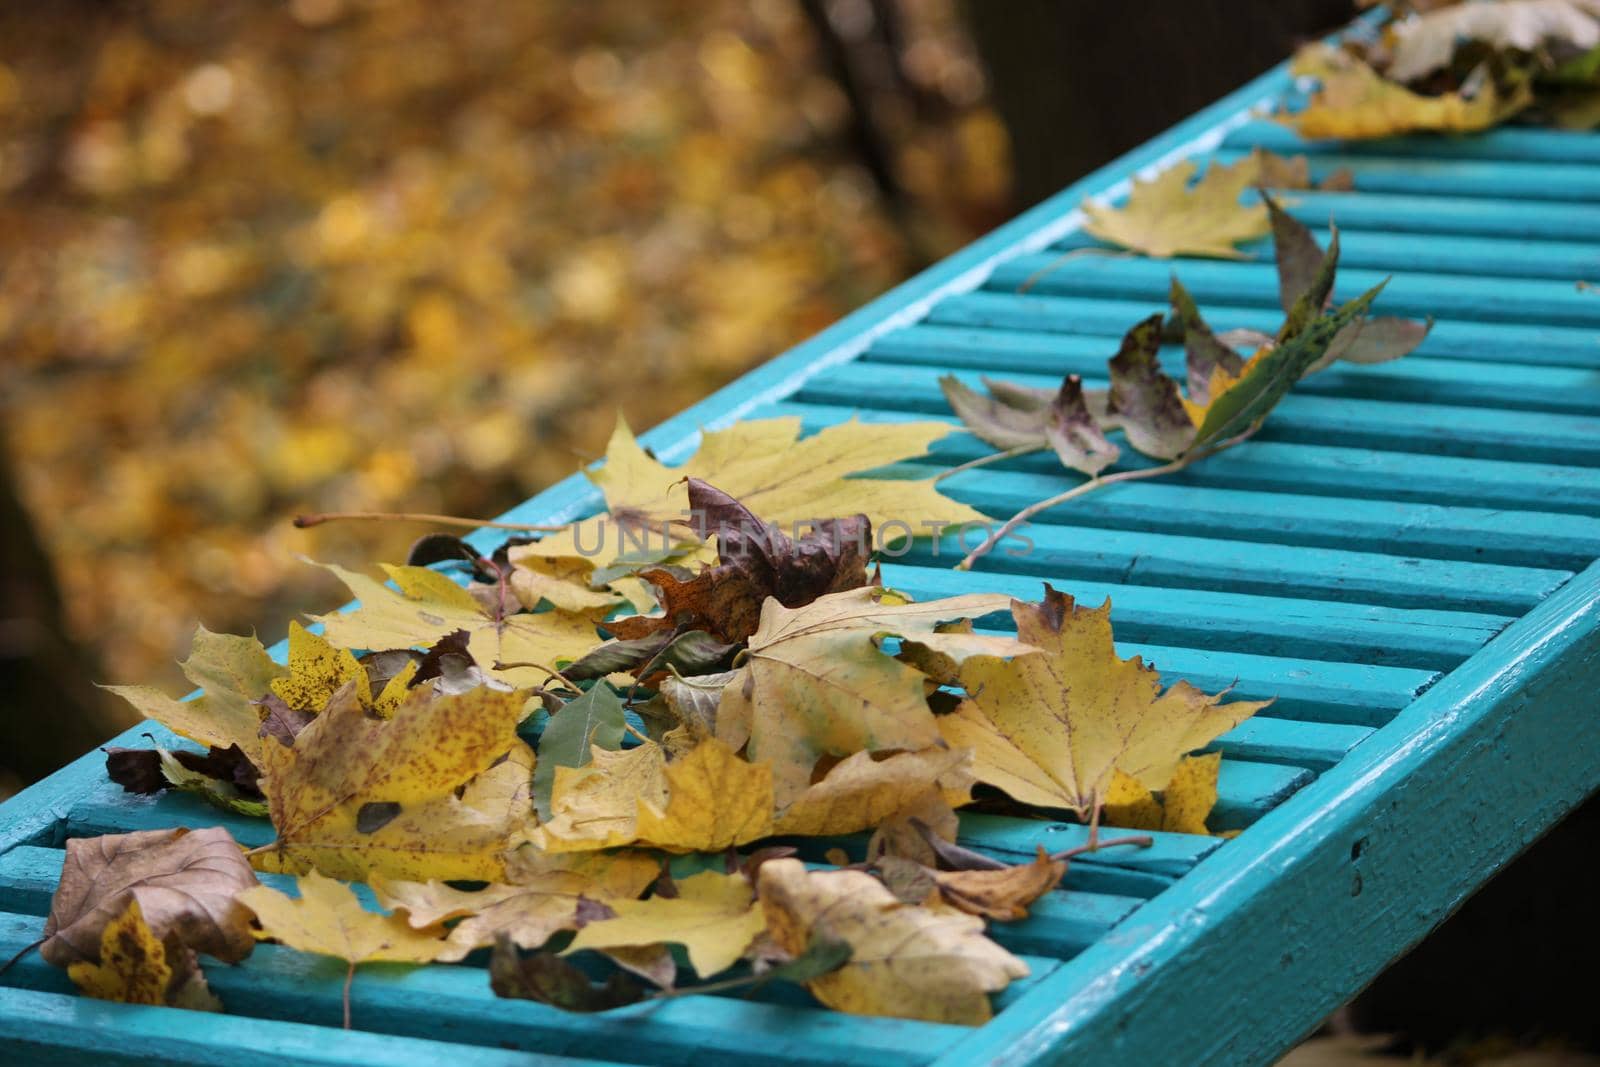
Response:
[4,14,1599,1066]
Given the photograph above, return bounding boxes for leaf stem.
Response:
[294,511,567,533]
[0,937,42,977]
[1015,247,1136,294]
[494,660,578,689]
[343,960,356,1029]
[1052,834,1154,862]
[933,445,1042,485]
[956,423,1262,571]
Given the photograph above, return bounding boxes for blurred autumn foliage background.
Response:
[0,0,1357,792]
[0,0,1013,791]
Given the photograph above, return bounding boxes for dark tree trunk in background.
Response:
[0,445,120,788]
[963,0,1356,208]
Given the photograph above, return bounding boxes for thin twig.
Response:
[343,960,356,1029]
[933,444,1042,484]
[1016,247,1136,294]
[293,511,566,533]
[494,660,579,690]
[0,937,42,978]
[956,423,1263,571]
[1052,834,1154,863]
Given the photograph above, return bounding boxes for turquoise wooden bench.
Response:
[5,38,1600,1067]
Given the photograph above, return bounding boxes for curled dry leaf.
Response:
[1386,0,1600,83]
[42,827,259,969]
[927,848,1067,922]
[491,938,647,1012]
[565,870,766,980]
[757,858,1029,1025]
[939,587,1270,822]
[609,479,874,645]
[1081,156,1269,259]
[255,681,533,881]
[66,898,221,1011]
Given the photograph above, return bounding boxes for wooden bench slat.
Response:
[799,365,1600,466]
[1208,147,1600,205]
[771,400,1600,518]
[1228,120,1600,166]
[1056,227,1600,283]
[930,291,1600,370]
[895,523,1570,616]
[0,985,598,1067]
[899,465,1600,572]
[0,913,973,1067]
[988,254,1600,330]
[884,563,1506,672]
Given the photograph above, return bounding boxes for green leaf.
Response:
[1191,282,1385,449]
[531,682,628,821]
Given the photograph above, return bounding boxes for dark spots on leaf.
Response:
[356,801,402,833]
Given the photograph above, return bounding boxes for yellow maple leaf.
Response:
[757,858,1028,1025]
[773,747,973,838]
[565,869,765,979]
[239,870,448,1026]
[726,586,1029,806]
[939,588,1270,820]
[66,898,219,1011]
[533,742,669,853]
[374,850,658,960]
[517,416,984,568]
[634,737,775,853]
[1285,44,1532,140]
[310,560,601,689]
[1104,751,1223,836]
[103,625,285,763]
[268,621,417,718]
[255,682,533,880]
[1081,156,1269,259]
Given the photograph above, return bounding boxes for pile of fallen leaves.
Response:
[27,421,1275,1027]
[1286,0,1600,138]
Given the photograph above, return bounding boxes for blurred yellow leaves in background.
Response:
[0,0,1008,699]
